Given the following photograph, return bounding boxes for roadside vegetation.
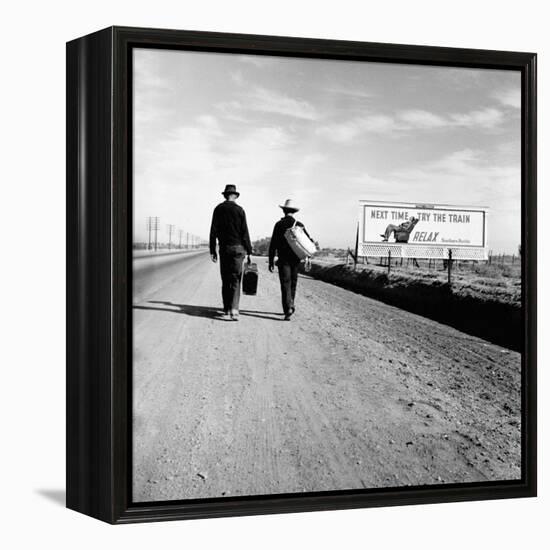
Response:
[305,257,521,351]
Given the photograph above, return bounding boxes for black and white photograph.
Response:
[4,0,548,542]
[131,47,524,503]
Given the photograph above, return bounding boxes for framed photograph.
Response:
[66,26,537,524]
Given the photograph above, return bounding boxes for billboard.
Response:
[358,201,488,259]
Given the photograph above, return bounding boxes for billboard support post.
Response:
[447,249,453,285]
[354,222,359,270]
[387,250,391,275]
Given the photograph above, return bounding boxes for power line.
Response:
[146,216,160,251]
[167,224,176,250]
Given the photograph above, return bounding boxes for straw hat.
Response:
[279,198,300,212]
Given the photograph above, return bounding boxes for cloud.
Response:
[392,149,482,183]
[343,147,519,208]
[132,48,521,251]
[381,148,519,207]
[133,51,172,92]
[133,58,174,126]
[134,116,304,241]
[397,109,448,131]
[217,86,319,121]
[436,67,484,88]
[450,107,503,128]
[237,55,274,68]
[195,114,223,135]
[317,107,506,142]
[390,148,520,252]
[250,86,319,119]
[315,114,397,142]
[398,109,447,129]
[288,152,324,180]
[345,147,520,249]
[493,88,521,109]
[137,114,226,177]
[135,113,296,194]
[230,71,245,85]
[326,86,373,100]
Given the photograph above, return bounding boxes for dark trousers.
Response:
[277,261,299,315]
[382,224,400,240]
[219,245,245,312]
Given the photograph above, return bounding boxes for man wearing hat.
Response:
[209,185,252,321]
[268,199,312,321]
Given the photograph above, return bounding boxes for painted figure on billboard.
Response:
[380,217,419,243]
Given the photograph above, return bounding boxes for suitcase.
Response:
[242,262,259,295]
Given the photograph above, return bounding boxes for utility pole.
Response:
[146,217,160,251]
[178,229,184,249]
[167,224,176,250]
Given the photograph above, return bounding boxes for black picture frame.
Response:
[66,26,537,524]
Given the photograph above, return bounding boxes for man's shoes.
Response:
[221,311,231,320]
[283,306,295,321]
[230,310,239,321]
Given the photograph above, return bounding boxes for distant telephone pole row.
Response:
[166,224,176,250]
[146,216,160,251]
[143,217,207,250]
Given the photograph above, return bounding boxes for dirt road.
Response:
[132,251,521,502]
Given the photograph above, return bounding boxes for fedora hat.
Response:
[222,184,240,197]
[279,198,300,212]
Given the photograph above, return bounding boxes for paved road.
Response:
[132,251,521,502]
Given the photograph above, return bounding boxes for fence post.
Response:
[388,250,391,275]
[447,249,453,285]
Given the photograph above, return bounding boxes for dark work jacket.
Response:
[209,201,252,255]
[269,215,312,266]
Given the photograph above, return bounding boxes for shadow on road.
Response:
[133,301,283,321]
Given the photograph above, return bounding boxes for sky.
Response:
[133,48,521,253]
